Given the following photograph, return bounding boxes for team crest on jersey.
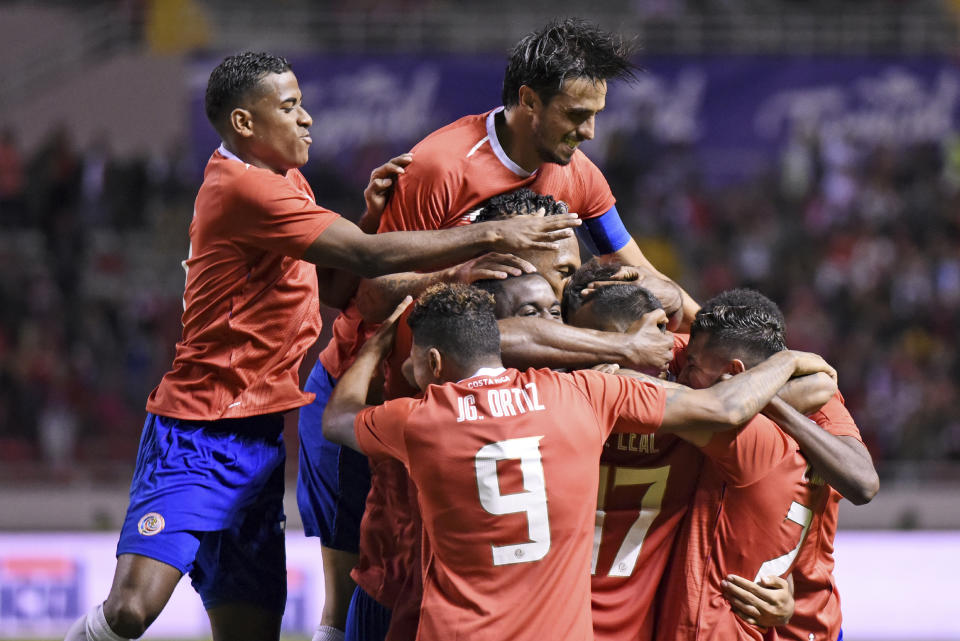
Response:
[137,512,165,536]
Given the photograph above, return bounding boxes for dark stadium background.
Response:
[0,1,957,639]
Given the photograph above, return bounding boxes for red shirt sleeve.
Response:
[228,168,340,257]
[807,391,862,441]
[700,414,794,487]
[566,369,667,437]
[354,398,419,463]
[570,153,617,219]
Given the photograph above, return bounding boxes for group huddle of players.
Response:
[63,17,878,641]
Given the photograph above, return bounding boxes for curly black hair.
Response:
[690,288,786,366]
[502,17,637,108]
[473,188,569,223]
[205,51,291,132]
[408,283,501,363]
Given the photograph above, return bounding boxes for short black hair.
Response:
[408,283,501,364]
[562,259,662,326]
[474,188,568,223]
[205,51,291,132]
[690,289,786,367]
[502,17,637,108]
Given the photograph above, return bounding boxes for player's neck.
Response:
[497,108,541,174]
[449,357,505,383]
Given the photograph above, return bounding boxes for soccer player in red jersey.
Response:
[63,52,582,641]
[654,290,872,641]
[321,284,836,641]
[757,384,877,641]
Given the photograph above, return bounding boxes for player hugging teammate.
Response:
[65,16,877,641]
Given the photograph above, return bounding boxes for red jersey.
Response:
[147,147,338,420]
[780,394,863,641]
[591,333,701,641]
[656,415,829,641]
[354,367,666,641]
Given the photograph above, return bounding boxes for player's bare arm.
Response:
[762,396,879,505]
[630,350,836,432]
[302,213,580,278]
[315,153,414,309]
[776,371,837,415]
[498,312,674,372]
[721,573,795,627]
[323,297,413,452]
[355,253,536,323]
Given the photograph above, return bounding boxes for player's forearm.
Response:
[323,349,381,453]
[763,397,879,504]
[776,373,836,415]
[355,270,449,324]
[498,317,632,369]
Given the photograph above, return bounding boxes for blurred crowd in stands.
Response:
[1,116,958,479]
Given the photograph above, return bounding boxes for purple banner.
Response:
[189,55,960,185]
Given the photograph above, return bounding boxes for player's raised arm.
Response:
[323,297,413,452]
[303,213,580,279]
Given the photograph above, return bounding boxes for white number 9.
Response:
[475,436,551,566]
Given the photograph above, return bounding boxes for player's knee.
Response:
[103,592,157,639]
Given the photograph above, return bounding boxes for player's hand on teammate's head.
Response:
[364,295,413,357]
[485,213,581,253]
[787,350,837,382]
[448,252,537,284]
[623,311,674,374]
[363,152,414,222]
[721,574,794,628]
[578,265,641,298]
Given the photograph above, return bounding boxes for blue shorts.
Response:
[117,413,287,612]
[344,585,391,641]
[296,361,370,551]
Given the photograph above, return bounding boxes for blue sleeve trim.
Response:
[575,206,631,256]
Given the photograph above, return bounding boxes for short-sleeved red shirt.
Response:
[779,393,863,641]
[656,413,829,641]
[147,147,338,420]
[354,367,666,641]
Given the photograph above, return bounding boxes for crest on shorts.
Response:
[137,512,165,536]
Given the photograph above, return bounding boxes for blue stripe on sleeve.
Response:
[575,205,632,256]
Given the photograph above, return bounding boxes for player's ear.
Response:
[229,107,255,138]
[518,86,540,113]
[727,359,747,376]
[428,348,443,379]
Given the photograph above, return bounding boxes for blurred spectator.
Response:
[0,128,26,226]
